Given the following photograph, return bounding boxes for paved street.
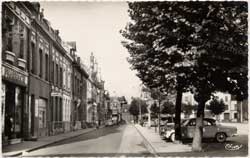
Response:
[22,124,153,157]
[4,122,248,157]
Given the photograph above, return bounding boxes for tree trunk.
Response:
[174,87,183,141]
[158,100,161,134]
[192,100,206,151]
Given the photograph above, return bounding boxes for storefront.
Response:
[29,76,50,138]
[2,64,28,144]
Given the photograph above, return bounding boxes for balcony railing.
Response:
[5,50,16,64]
[17,58,26,70]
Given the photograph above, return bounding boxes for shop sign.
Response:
[2,66,27,86]
[51,92,62,97]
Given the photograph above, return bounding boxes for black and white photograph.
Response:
[1,0,248,157]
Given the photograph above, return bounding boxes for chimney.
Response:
[67,41,77,51]
[31,2,40,13]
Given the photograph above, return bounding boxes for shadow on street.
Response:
[23,152,153,157]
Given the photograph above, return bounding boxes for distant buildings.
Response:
[2,2,110,145]
[182,92,248,122]
[139,86,248,123]
[110,97,121,123]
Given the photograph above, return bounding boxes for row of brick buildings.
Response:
[1,2,110,145]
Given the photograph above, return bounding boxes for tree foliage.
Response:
[150,102,160,117]
[129,98,148,116]
[207,99,226,115]
[121,1,247,151]
[161,101,175,115]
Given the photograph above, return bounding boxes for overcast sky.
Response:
[40,1,141,102]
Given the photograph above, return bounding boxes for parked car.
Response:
[163,118,237,143]
[160,117,175,138]
[105,119,114,126]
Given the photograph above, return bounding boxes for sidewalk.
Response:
[134,124,191,155]
[2,127,96,157]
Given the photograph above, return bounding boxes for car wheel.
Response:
[216,132,227,143]
[170,133,175,142]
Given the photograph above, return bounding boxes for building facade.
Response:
[61,42,73,132]
[2,2,30,144]
[110,97,123,124]
[2,2,108,145]
[70,47,89,130]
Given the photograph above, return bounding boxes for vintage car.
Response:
[105,119,114,126]
[163,118,237,143]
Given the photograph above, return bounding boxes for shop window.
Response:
[15,87,23,133]
[38,98,47,129]
[31,95,35,135]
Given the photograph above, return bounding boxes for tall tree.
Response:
[121,1,247,151]
[206,99,226,116]
[129,99,139,121]
[121,2,193,141]
[150,102,160,118]
[129,98,148,121]
[186,2,248,151]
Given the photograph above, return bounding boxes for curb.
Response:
[5,128,97,157]
[133,124,159,157]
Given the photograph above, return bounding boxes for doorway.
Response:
[4,83,23,140]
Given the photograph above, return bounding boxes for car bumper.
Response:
[165,130,174,138]
[232,133,238,137]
